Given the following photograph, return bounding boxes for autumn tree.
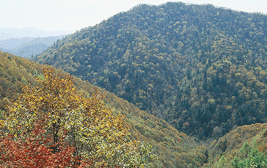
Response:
[0,119,83,167]
[1,67,152,167]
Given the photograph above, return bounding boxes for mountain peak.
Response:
[32,2,267,139]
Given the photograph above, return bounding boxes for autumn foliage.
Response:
[0,120,82,167]
[0,67,149,167]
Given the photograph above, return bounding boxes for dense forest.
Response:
[1,1,267,167]
[0,51,209,167]
[33,2,267,139]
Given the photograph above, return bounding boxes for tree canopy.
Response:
[1,67,153,167]
[32,2,267,138]
[0,50,208,168]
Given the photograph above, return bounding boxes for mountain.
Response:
[32,2,267,139]
[0,36,65,57]
[1,49,266,167]
[0,37,33,50]
[10,43,48,58]
[0,27,73,40]
[0,50,207,167]
[203,123,267,167]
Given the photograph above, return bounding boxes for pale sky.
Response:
[0,0,266,32]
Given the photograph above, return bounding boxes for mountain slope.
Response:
[32,2,267,138]
[0,50,207,167]
[203,123,267,167]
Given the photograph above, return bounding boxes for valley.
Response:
[1,1,267,167]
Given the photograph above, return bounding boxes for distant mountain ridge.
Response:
[32,2,267,138]
[0,36,66,58]
[0,27,73,57]
[0,27,74,40]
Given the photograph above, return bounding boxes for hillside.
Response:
[0,50,208,167]
[204,123,267,167]
[1,50,266,168]
[32,2,267,138]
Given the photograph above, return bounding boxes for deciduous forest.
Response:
[33,2,267,139]
[1,1,267,167]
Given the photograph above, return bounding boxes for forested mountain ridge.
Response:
[32,2,267,138]
[0,51,208,167]
[2,51,267,167]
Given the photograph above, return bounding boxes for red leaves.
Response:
[1,67,142,167]
[0,121,84,168]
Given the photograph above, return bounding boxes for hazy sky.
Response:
[1,0,266,32]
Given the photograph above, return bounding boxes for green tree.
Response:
[231,142,267,168]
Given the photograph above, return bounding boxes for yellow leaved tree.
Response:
[2,67,153,167]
